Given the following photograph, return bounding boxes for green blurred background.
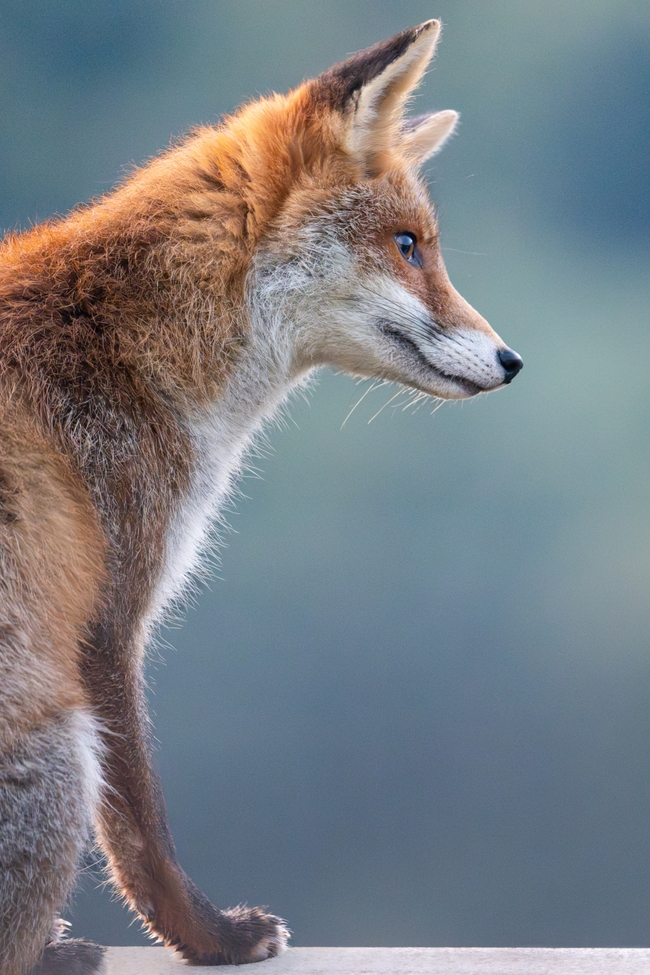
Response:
[2,0,650,949]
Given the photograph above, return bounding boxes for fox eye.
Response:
[394,232,421,267]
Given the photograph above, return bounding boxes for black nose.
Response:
[498,347,524,384]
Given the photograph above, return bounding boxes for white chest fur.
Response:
[147,291,304,625]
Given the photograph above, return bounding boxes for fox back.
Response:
[0,21,521,974]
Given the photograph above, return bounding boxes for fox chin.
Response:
[0,20,521,974]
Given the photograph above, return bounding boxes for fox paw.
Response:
[181,905,290,966]
[29,939,106,975]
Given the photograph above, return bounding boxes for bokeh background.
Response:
[1,0,649,949]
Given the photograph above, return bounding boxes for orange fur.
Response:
[0,408,105,740]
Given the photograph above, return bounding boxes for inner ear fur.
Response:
[312,20,444,172]
[401,110,459,165]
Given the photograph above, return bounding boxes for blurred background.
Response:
[1,0,649,949]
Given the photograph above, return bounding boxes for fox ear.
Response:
[315,21,442,172]
[401,110,459,165]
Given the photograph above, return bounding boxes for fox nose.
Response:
[498,347,524,384]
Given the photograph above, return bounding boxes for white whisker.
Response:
[368,387,405,424]
[341,379,389,429]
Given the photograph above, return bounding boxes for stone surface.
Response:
[104,946,650,974]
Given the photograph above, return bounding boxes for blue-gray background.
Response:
[2,0,649,949]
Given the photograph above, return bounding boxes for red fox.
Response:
[0,21,522,974]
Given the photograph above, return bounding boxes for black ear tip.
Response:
[313,21,441,113]
[417,19,440,34]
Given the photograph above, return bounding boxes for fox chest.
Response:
[151,427,242,621]
[148,367,295,625]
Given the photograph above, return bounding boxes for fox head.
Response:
[227,20,523,400]
[183,21,523,401]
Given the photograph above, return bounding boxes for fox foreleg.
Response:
[84,620,288,965]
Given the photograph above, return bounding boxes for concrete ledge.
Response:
[104,946,650,974]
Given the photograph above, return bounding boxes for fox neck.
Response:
[151,260,312,620]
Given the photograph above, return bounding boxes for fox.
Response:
[0,19,522,975]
